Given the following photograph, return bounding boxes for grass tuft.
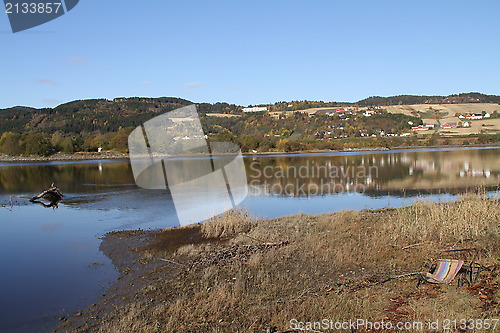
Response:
[201,208,255,239]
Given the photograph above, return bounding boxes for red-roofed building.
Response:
[442,123,457,129]
[411,125,428,131]
[465,114,483,120]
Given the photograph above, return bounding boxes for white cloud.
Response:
[186,82,203,88]
[67,56,86,63]
[60,56,91,66]
[36,78,57,85]
[42,98,61,105]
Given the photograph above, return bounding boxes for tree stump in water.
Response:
[30,183,63,207]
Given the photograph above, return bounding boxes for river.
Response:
[0,146,498,332]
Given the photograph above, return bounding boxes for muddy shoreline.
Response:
[54,227,210,332]
[0,152,128,163]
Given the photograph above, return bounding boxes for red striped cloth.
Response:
[424,259,464,284]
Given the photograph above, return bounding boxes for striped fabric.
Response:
[424,259,464,284]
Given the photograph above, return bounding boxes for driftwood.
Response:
[159,258,187,266]
[402,242,426,250]
[243,241,289,247]
[29,183,63,208]
[271,328,323,333]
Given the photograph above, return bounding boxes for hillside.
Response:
[380,103,500,136]
[1,93,499,135]
[0,98,242,134]
[383,103,500,117]
[0,93,499,156]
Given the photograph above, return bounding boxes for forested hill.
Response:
[1,92,499,135]
[0,97,242,134]
[1,93,499,156]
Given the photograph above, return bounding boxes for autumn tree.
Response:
[0,132,23,155]
[23,131,53,156]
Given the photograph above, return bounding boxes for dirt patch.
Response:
[140,225,221,253]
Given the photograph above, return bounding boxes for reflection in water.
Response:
[246,148,500,197]
[0,160,136,195]
[29,199,61,209]
[1,148,498,203]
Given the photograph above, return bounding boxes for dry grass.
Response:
[61,195,500,333]
[384,192,500,245]
[404,289,482,322]
[200,208,255,239]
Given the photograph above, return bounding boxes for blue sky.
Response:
[1,0,499,109]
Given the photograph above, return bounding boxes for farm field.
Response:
[384,103,500,117]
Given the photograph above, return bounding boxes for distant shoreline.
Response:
[246,143,499,157]
[0,143,498,163]
[0,152,128,163]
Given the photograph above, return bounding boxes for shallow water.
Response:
[0,147,498,332]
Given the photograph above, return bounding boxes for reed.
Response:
[385,191,499,244]
[200,208,255,239]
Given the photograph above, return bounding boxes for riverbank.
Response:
[55,194,499,333]
[1,144,499,163]
[0,152,128,163]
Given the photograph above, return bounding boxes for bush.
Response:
[23,131,53,156]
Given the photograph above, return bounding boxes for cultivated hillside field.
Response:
[384,103,500,117]
[206,113,241,117]
[277,103,500,136]
[384,103,500,136]
[437,118,500,136]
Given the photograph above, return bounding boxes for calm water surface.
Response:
[0,147,499,332]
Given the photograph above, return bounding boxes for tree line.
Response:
[0,128,133,156]
[1,95,500,156]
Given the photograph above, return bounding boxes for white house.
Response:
[243,106,268,112]
[466,114,483,120]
